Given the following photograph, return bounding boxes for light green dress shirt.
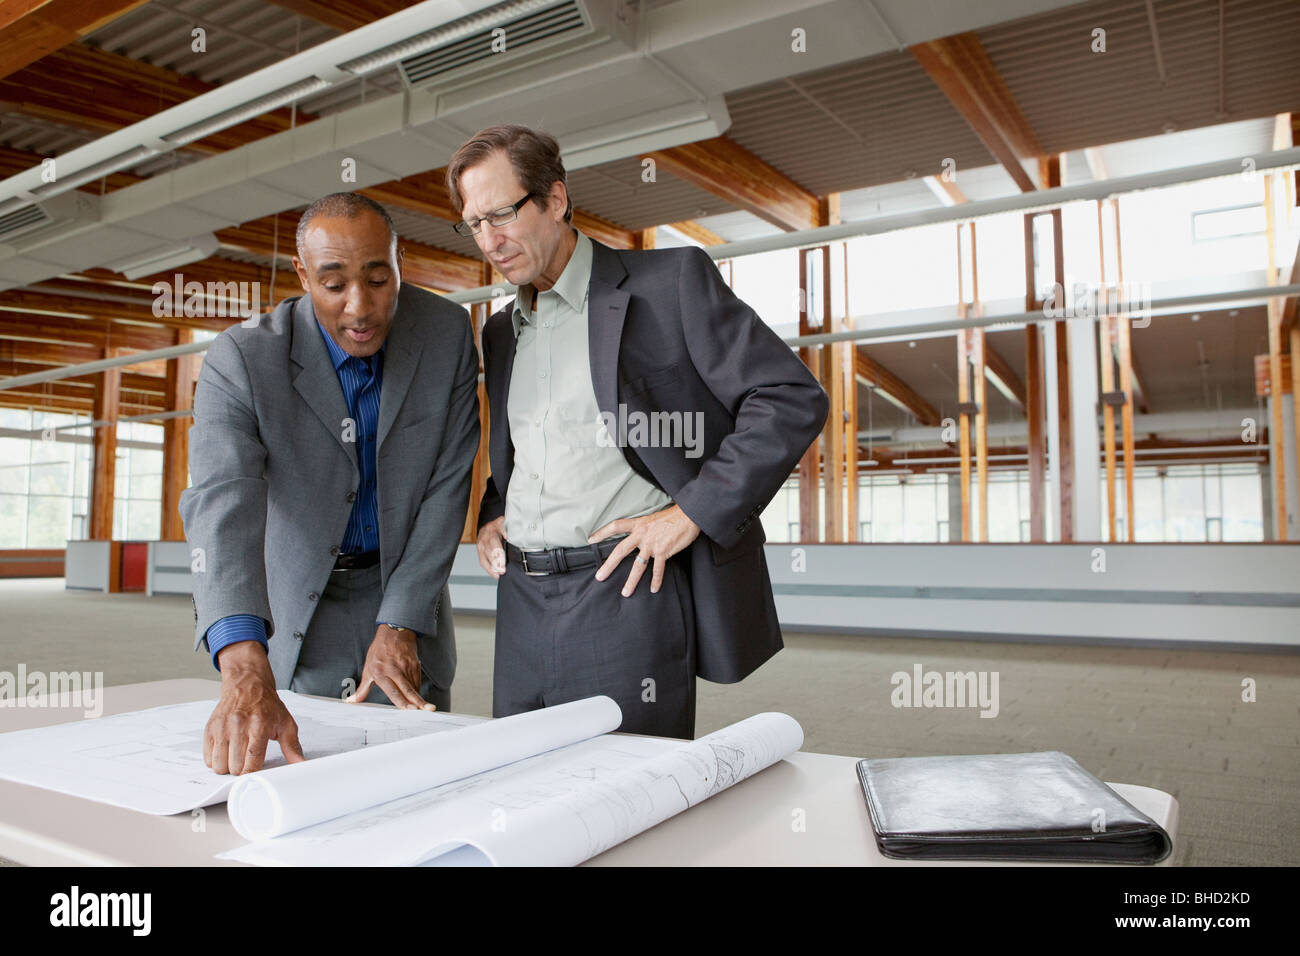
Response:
[504,231,673,549]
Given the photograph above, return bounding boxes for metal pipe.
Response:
[444,146,1300,305]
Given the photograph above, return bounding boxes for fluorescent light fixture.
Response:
[103,234,220,280]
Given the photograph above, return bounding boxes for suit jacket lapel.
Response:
[487,310,517,488]
[587,241,630,420]
[377,285,425,451]
[289,294,357,476]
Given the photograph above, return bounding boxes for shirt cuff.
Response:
[377,621,420,639]
[206,614,269,670]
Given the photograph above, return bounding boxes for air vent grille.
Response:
[399,0,588,86]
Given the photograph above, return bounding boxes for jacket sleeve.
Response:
[375,314,481,634]
[179,331,275,651]
[670,247,829,551]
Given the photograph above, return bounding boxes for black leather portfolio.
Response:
[856,751,1173,864]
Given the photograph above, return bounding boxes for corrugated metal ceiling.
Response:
[982,0,1300,155]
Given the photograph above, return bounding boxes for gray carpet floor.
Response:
[1,578,1296,866]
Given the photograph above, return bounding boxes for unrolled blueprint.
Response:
[0,690,482,815]
[220,709,804,867]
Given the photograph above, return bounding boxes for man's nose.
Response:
[343,282,371,317]
[478,220,506,250]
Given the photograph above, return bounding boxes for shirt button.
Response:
[529,523,537,530]
[365,526,373,533]
[530,472,538,480]
[543,321,553,328]
[346,491,357,503]
[534,419,541,427]
[308,592,319,602]
[539,370,548,378]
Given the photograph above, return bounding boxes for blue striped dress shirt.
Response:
[205,321,388,668]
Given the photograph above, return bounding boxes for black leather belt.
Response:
[505,536,626,575]
[333,549,379,571]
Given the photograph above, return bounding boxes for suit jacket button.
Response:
[329,545,339,556]
[293,631,304,641]
[346,491,357,503]
[308,592,319,602]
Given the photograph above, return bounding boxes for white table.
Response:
[0,679,1178,866]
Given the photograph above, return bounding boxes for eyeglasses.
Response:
[452,193,536,238]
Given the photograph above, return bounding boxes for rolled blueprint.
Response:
[227,695,622,840]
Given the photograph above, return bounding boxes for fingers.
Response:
[594,534,638,581]
[374,670,426,711]
[649,553,666,594]
[587,518,631,544]
[203,716,215,769]
[225,720,249,777]
[477,518,507,578]
[242,723,270,774]
[346,675,373,703]
[278,715,306,763]
[621,552,649,597]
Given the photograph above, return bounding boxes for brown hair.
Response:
[446,124,572,224]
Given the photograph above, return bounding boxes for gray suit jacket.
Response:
[180,284,480,690]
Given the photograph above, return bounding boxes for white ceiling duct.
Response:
[0,0,1084,290]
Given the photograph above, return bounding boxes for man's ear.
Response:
[549,181,569,223]
[291,255,311,293]
[395,245,404,281]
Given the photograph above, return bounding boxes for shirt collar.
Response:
[511,229,592,337]
[316,319,385,371]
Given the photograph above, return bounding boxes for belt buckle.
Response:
[519,549,530,574]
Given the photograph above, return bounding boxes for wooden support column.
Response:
[1023,213,1046,541]
[1110,198,1136,541]
[796,196,842,542]
[1097,203,1118,542]
[843,242,859,541]
[89,362,120,541]
[1045,158,1073,541]
[1264,172,1287,538]
[970,224,988,541]
[797,247,821,541]
[956,223,973,542]
[160,329,198,540]
[955,221,987,540]
[819,242,843,542]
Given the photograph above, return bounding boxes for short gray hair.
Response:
[296,192,397,258]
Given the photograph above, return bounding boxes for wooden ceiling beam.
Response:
[265,1,409,33]
[666,220,726,246]
[983,344,1026,410]
[855,348,942,426]
[910,32,1042,193]
[0,45,311,156]
[0,0,146,82]
[648,136,821,232]
[0,313,174,351]
[216,211,485,292]
[0,287,237,333]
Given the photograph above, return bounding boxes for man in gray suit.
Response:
[449,126,827,740]
[180,192,480,775]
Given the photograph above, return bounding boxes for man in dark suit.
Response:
[447,126,827,739]
[181,193,480,774]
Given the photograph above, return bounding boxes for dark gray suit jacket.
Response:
[180,284,480,690]
[479,240,828,683]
